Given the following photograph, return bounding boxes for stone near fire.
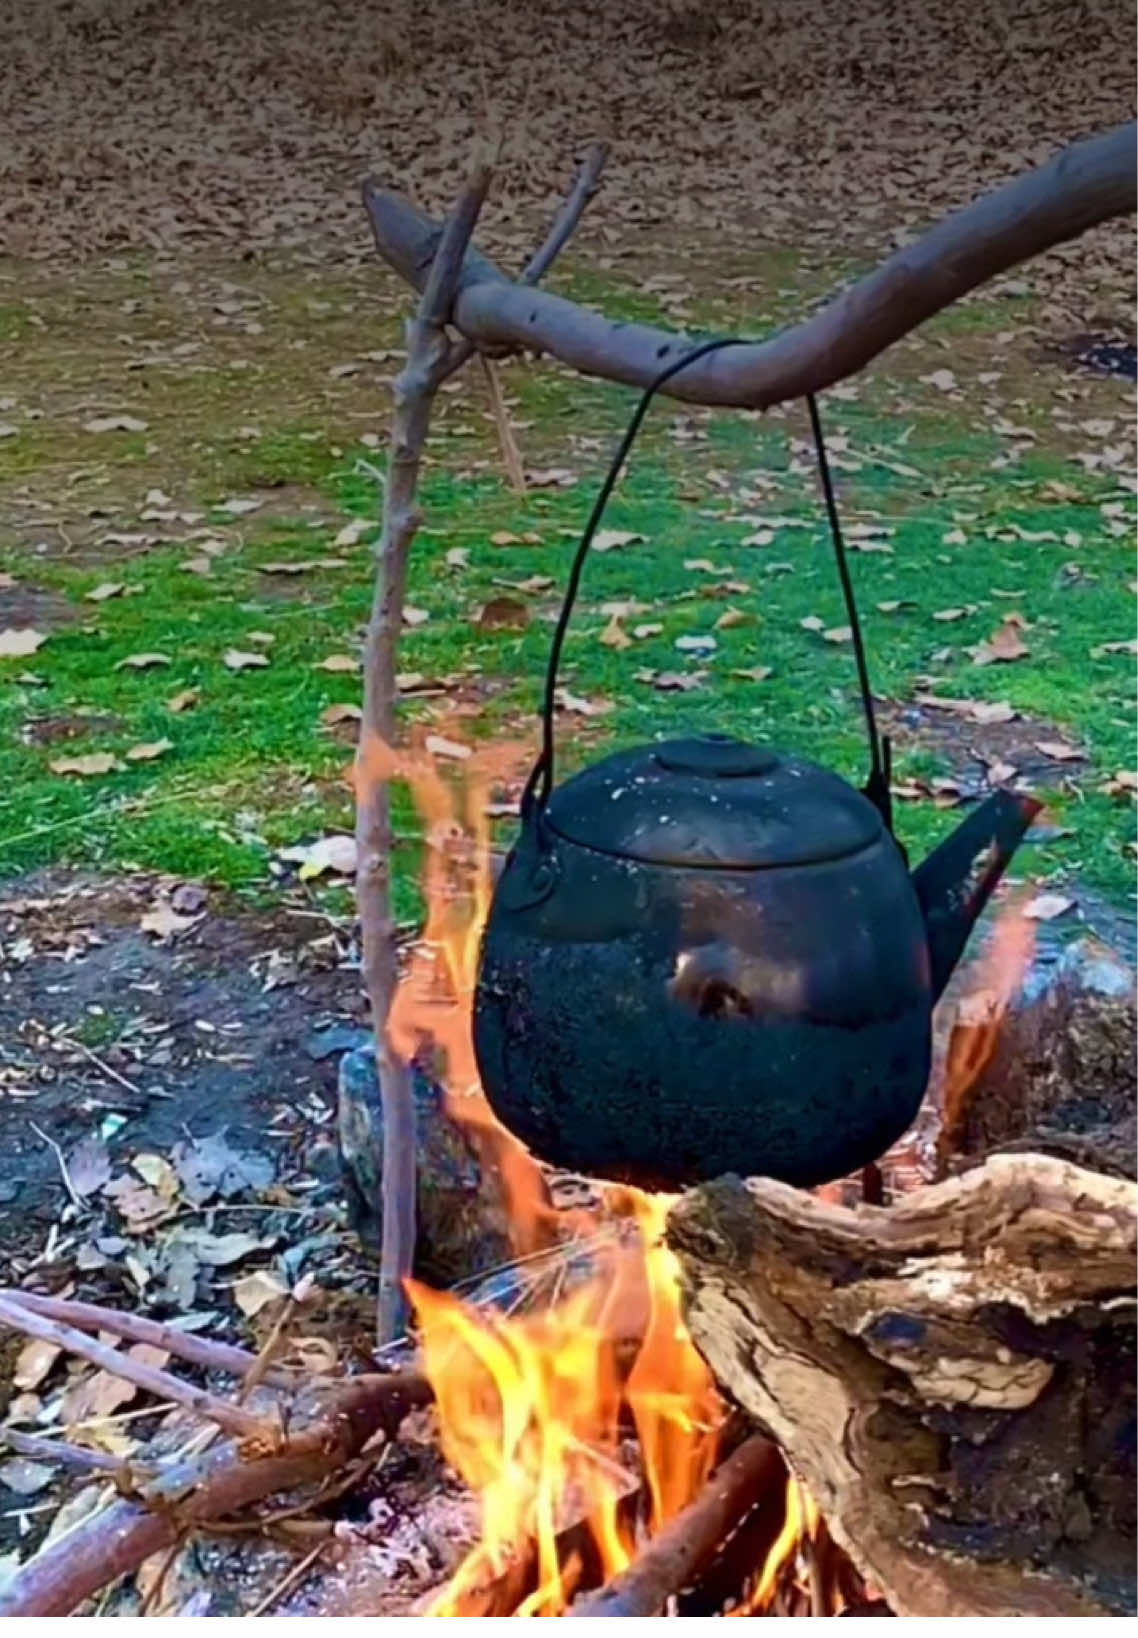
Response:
[337,1041,514,1287]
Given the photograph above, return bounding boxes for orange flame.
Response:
[363,728,819,1614]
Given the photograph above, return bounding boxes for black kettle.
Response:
[472,349,1041,1190]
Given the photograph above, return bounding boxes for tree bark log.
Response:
[667,1154,1136,1618]
[364,123,1135,408]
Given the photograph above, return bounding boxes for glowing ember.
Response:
[362,728,825,1615]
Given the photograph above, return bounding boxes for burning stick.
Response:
[566,1432,783,1618]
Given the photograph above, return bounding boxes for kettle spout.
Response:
[912,788,1043,1003]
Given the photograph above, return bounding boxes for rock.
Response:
[937,936,1136,1179]
[336,1042,514,1287]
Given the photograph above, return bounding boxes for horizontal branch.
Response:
[364,122,1135,408]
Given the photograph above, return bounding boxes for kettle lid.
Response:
[544,734,883,869]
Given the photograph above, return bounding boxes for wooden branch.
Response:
[667,1154,1137,1618]
[479,354,527,492]
[356,145,608,1345]
[0,1371,432,1618]
[0,1293,268,1442]
[1,1426,128,1477]
[566,1432,783,1617]
[365,123,1136,408]
[0,1289,296,1388]
[356,163,493,1346]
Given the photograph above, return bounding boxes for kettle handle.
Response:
[520,336,745,826]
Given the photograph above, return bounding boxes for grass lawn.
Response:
[1,249,1134,924]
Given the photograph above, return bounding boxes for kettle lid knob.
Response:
[653,735,779,779]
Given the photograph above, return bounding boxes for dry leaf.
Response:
[800,615,825,633]
[1034,740,1083,762]
[526,467,577,489]
[315,653,359,673]
[181,556,213,576]
[675,634,716,654]
[224,648,269,671]
[555,688,611,717]
[920,369,957,392]
[477,597,530,630]
[446,547,470,569]
[731,665,773,682]
[67,1136,113,1198]
[490,530,521,546]
[932,607,972,623]
[915,694,1016,725]
[714,607,748,630]
[823,625,852,644]
[322,702,362,725]
[125,738,173,762]
[1092,638,1138,657]
[0,628,47,658]
[402,606,430,627]
[139,903,199,940]
[971,619,1030,666]
[260,557,348,575]
[167,689,200,713]
[279,834,358,879]
[645,671,706,692]
[1024,892,1075,922]
[986,760,1017,786]
[13,1338,62,1391]
[50,753,122,776]
[425,734,472,761]
[85,582,124,602]
[234,1269,288,1317]
[334,518,369,547]
[116,652,170,670]
[593,529,644,552]
[632,622,664,640]
[1100,769,1138,797]
[83,414,148,433]
[600,615,632,650]
[132,1153,180,1199]
[218,496,262,515]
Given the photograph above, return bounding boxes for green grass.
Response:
[0,252,1133,918]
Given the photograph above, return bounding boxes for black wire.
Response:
[805,394,891,828]
[523,336,744,814]
[521,340,890,832]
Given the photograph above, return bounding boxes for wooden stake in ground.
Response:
[357,145,608,1345]
[356,164,493,1345]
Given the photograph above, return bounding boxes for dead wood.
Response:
[566,1431,783,1617]
[365,123,1135,408]
[667,1154,1136,1617]
[0,1370,432,1618]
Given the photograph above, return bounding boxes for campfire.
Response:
[367,728,867,1616]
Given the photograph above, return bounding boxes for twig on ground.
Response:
[28,1123,83,1210]
[248,1538,329,1616]
[0,1289,296,1388]
[61,1033,146,1096]
[1,1426,130,1477]
[566,1432,783,1617]
[0,1294,269,1441]
[0,1370,432,1618]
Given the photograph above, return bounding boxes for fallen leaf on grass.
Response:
[167,689,200,713]
[714,607,748,630]
[986,760,1018,786]
[526,467,577,489]
[971,619,1030,666]
[85,582,124,602]
[315,653,360,673]
[932,607,974,623]
[1034,740,1084,762]
[13,1338,62,1391]
[638,669,706,692]
[234,1270,289,1317]
[477,597,530,631]
[224,648,269,671]
[402,606,430,627]
[1100,770,1138,797]
[322,702,362,725]
[600,615,632,650]
[731,665,773,682]
[593,529,644,552]
[915,694,1017,725]
[631,622,663,640]
[1024,892,1075,922]
[1092,638,1138,657]
[218,496,262,516]
[822,625,852,644]
[125,738,173,762]
[334,518,370,548]
[675,634,717,654]
[181,556,213,576]
[920,369,958,392]
[0,628,47,658]
[83,414,148,434]
[279,833,357,879]
[800,615,825,633]
[50,753,122,777]
[555,688,611,717]
[116,652,170,670]
[259,557,349,575]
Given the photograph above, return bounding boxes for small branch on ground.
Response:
[0,1289,296,1388]
[1,1426,130,1477]
[566,1432,782,1617]
[479,354,527,491]
[0,1293,269,1442]
[0,1369,432,1618]
[366,124,1135,407]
